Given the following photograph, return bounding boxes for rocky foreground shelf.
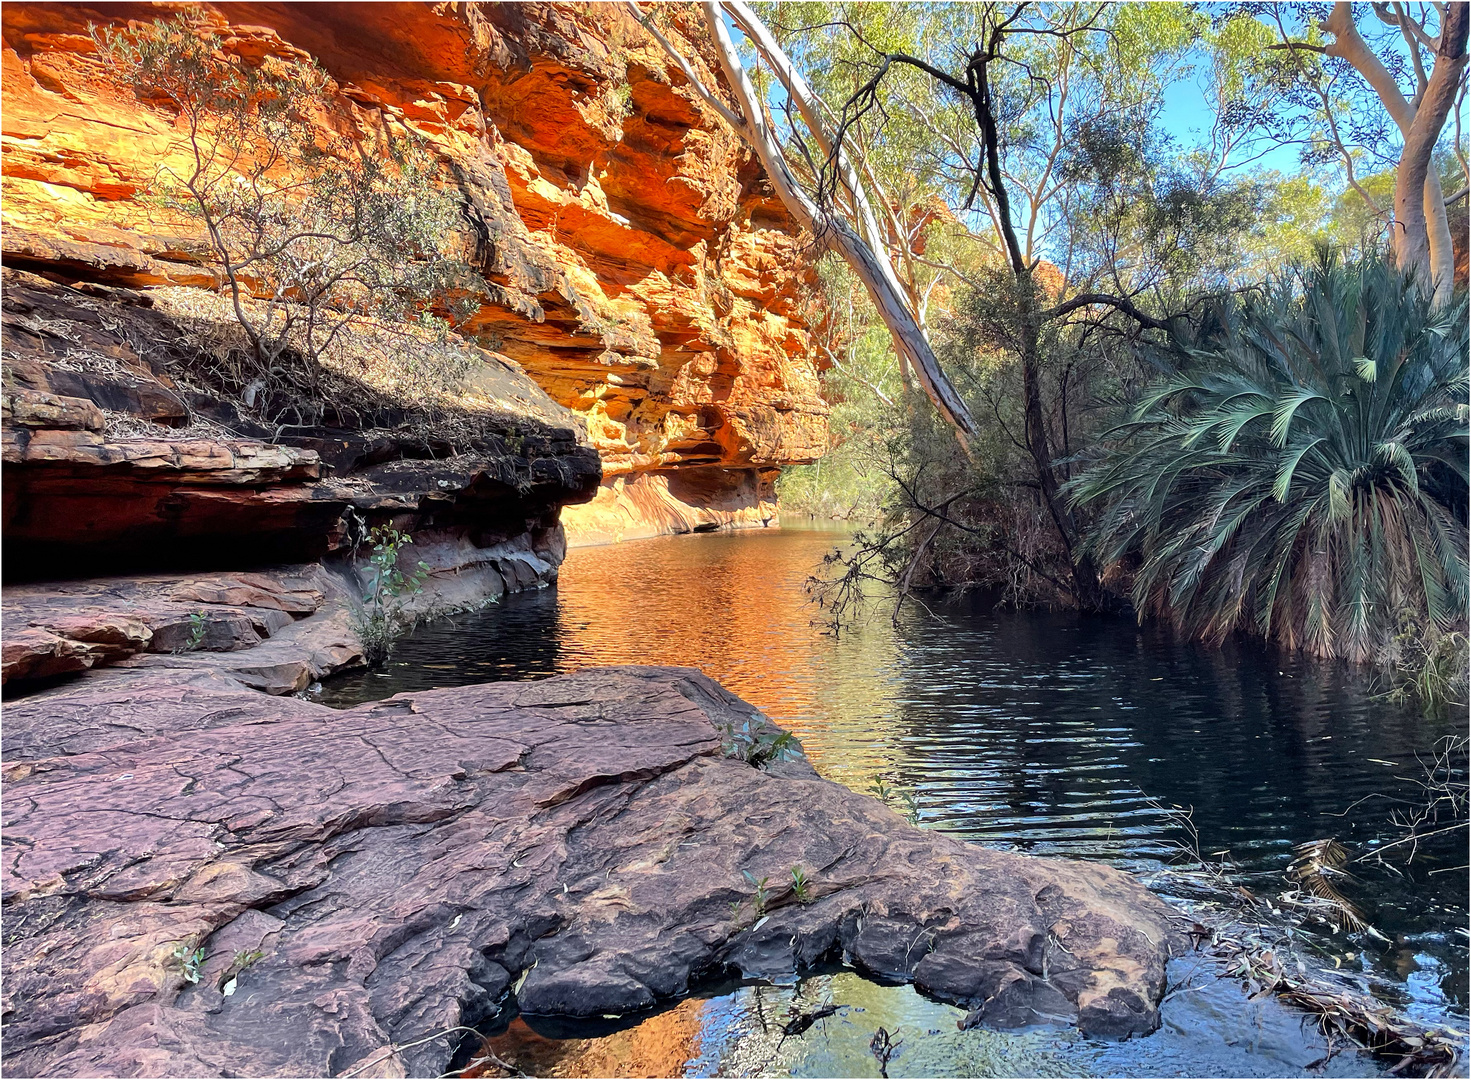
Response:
[3,663,1179,1077]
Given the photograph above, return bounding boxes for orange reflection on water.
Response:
[463,1000,706,1078]
[554,526,906,786]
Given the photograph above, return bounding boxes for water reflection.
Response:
[465,1005,705,1078]
[319,525,1467,1075]
[464,966,1391,1079]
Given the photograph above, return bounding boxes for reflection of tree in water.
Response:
[881,600,1467,1013]
[553,529,913,788]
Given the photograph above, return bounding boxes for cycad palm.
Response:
[1070,256,1468,662]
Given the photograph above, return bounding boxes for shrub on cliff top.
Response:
[94,15,483,429]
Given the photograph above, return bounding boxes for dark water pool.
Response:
[318,525,1468,1077]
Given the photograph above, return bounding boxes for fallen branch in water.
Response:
[1195,925,1466,1078]
[869,1025,902,1079]
[340,1024,490,1078]
[452,1047,525,1079]
[1147,799,1464,1078]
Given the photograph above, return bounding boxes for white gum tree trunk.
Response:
[1324,2,1469,306]
[624,1,981,449]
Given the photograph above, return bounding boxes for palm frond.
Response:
[1072,255,1469,662]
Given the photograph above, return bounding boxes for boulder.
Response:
[2,666,1180,1078]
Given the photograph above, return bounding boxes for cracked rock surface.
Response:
[2,666,1179,1077]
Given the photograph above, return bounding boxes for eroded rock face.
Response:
[1,2,829,542]
[2,665,1180,1078]
[1,271,599,577]
[559,465,779,544]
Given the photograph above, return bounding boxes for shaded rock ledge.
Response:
[2,270,601,580]
[0,544,566,696]
[2,661,1181,1078]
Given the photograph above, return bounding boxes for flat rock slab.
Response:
[1,568,331,685]
[2,666,1180,1077]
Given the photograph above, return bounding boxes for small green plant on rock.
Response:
[870,775,923,825]
[719,715,797,770]
[898,789,922,826]
[742,870,770,917]
[229,948,263,973]
[355,525,429,667]
[172,943,206,984]
[790,865,812,903]
[607,81,634,120]
[172,610,209,654]
[218,948,264,996]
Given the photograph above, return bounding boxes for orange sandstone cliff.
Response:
[1,1,828,546]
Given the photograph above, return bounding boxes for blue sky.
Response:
[1156,72,1305,178]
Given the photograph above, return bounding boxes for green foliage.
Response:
[778,256,904,520]
[1381,623,1470,716]
[231,948,264,972]
[355,526,430,667]
[790,865,812,903]
[1070,255,1469,662]
[742,870,771,917]
[770,3,1365,558]
[171,943,206,984]
[718,716,798,769]
[94,15,479,425]
[218,948,265,997]
[606,81,634,120]
[173,610,209,655]
[868,776,923,825]
[897,789,921,826]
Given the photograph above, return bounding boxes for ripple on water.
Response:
[319,525,1467,1078]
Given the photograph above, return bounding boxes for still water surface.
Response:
[320,525,1468,1077]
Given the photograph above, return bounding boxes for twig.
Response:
[340,1024,486,1078]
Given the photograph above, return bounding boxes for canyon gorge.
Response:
[0,5,1195,1078]
[1,1,830,561]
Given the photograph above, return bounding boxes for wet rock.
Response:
[2,667,1180,1078]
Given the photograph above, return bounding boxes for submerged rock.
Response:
[2,665,1179,1077]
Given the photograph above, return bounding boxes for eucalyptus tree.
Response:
[623,0,982,448]
[781,3,1212,601]
[1250,2,1469,305]
[627,2,1253,603]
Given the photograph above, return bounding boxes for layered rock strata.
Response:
[2,270,598,580]
[1,2,829,543]
[3,663,1180,1078]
